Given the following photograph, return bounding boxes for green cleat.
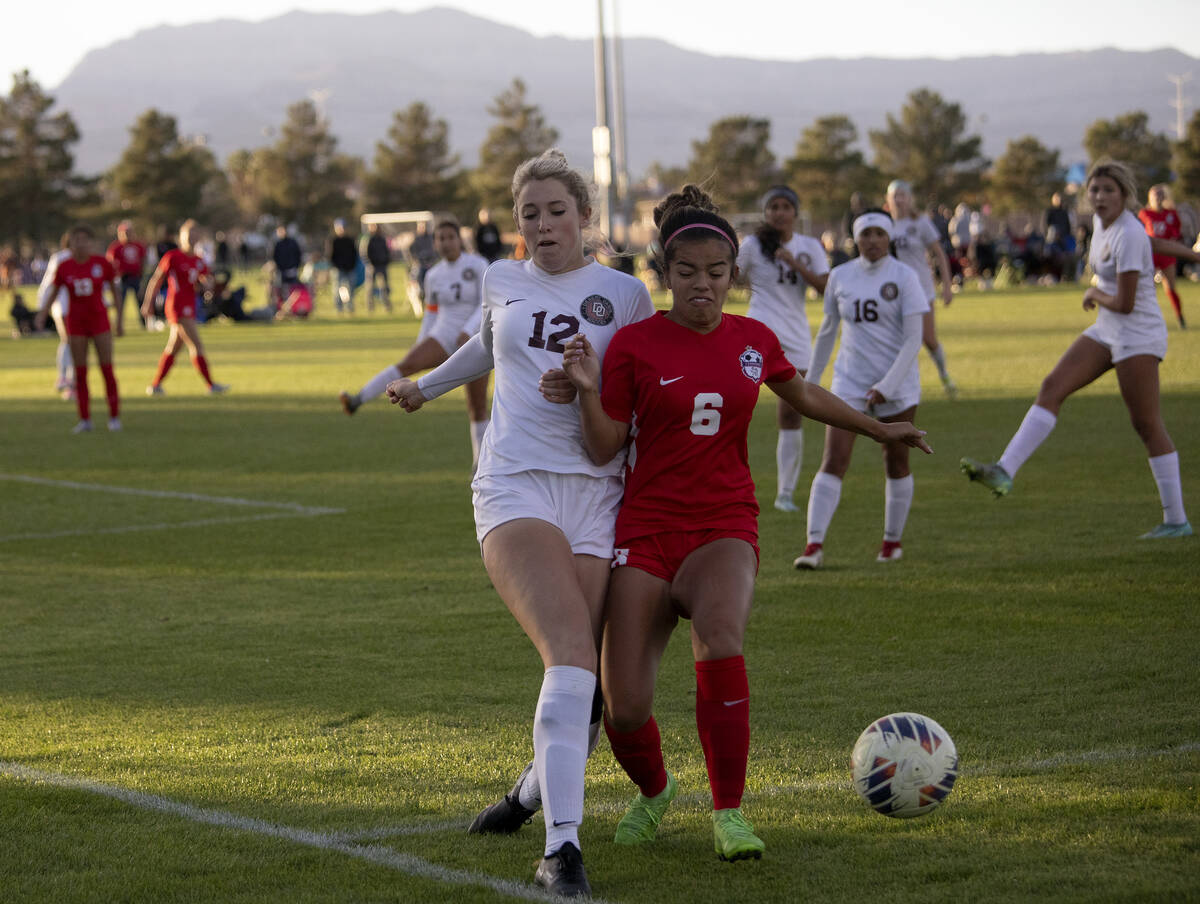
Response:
[1138,521,1194,539]
[960,457,1012,498]
[712,807,765,861]
[614,771,677,845]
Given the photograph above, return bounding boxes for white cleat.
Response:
[793,543,823,570]
[208,382,231,395]
[72,419,93,434]
[146,385,165,396]
[107,417,122,432]
[773,494,799,513]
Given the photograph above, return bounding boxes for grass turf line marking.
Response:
[0,761,616,904]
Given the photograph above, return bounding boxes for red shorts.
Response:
[1152,254,1176,272]
[613,527,759,583]
[166,296,196,323]
[65,303,111,337]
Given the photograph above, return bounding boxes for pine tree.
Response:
[988,136,1063,216]
[365,102,461,213]
[686,116,776,212]
[783,115,881,225]
[471,79,559,215]
[1083,111,1172,196]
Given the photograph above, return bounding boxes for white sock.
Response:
[470,419,489,468]
[806,471,843,544]
[533,665,595,856]
[57,340,74,387]
[929,343,950,381]
[359,365,402,404]
[884,474,915,542]
[776,428,804,498]
[518,686,601,811]
[998,405,1057,478]
[1148,451,1188,525]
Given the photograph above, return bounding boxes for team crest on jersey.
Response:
[739,346,764,382]
[880,281,899,301]
[906,225,917,236]
[581,294,614,325]
[798,252,812,267]
[462,268,477,280]
[92,264,103,278]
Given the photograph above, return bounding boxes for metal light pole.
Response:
[609,0,631,245]
[593,0,614,239]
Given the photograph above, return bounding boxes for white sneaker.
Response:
[107,417,122,432]
[773,494,799,513]
[72,419,93,434]
[793,543,823,570]
[208,382,230,395]
[146,385,165,396]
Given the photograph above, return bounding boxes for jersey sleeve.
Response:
[101,258,117,282]
[920,217,940,246]
[759,324,798,384]
[805,238,830,276]
[735,236,754,273]
[622,279,655,326]
[899,265,931,316]
[599,329,637,424]
[1112,221,1144,274]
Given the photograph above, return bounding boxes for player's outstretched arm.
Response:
[563,334,628,465]
[1150,236,1200,263]
[772,375,932,454]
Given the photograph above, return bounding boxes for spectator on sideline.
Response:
[475,208,505,263]
[364,223,394,313]
[329,219,360,315]
[105,221,147,336]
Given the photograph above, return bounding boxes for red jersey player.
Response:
[141,220,229,395]
[105,220,147,336]
[561,185,930,862]
[1137,184,1185,328]
[34,225,122,433]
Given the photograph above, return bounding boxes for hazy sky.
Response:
[10,0,1200,88]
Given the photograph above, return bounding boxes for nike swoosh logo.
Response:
[552,820,578,827]
[504,297,526,305]
[659,376,684,385]
[723,697,749,707]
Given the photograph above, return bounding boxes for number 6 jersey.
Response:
[478,258,654,479]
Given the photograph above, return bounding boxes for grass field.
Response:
[2,277,1198,903]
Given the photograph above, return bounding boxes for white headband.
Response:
[853,212,893,240]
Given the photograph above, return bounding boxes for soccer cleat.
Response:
[533,842,591,898]
[793,542,823,570]
[467,760,538,835]
[339,390,361,416]
[942,376,959,400]
[773,494,799,513]
[960,457,1012,498]
[146,385,165,396]
[876,540,903,562]
[71,419,93,434]
[614,771,677,845]
[1138,521,1194,539]
[712,808,765,862]
[208,383,230,395]
[107,417,122,432]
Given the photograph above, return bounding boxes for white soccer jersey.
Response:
[418,251,489,350]
[37,249,71,314]
[890,215,941,301]
[737,232,828,368]
[1088,210,1165,340]
[822,256,929,402]
[477,259,655,479]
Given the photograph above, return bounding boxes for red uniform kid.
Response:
[1138,185,1186,328]
[106,221,147,335]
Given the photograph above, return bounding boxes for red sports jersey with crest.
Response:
[54,255,116,336]
[601,311,795,540]
[106,240,147,277]
[1138,207,1182,269]
[155,249,209,319]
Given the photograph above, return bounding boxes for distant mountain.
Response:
[53,7,1197,186]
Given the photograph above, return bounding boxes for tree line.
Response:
[1,69,1198,250]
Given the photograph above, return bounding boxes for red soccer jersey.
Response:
[601,311,796,540]
[54,255,115,313]
[106,240,147,277]
[1137,207,1181,241]
[155,249,209,309]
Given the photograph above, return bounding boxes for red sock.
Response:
[74,365,90,420]
[192,353,213,386]
[605,716,668,798]
[152,352,175,387]
[100,363,119,418]
[1167,287,1183,322]
[695,656,749,810]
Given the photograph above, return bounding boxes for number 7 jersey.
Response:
[478,259,654,479]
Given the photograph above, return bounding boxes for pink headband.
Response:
[664,222,737,250]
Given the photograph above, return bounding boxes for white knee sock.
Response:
[1148,451,1188,524]
[929,343,950,381]
[776,428,804,498]
[518,685,602,812]
[359,365,402,404]
[56,340,73,388]
[998,405,1057,478]
[884,475,915,542]
[470,419,489,469]
[806,471,843,544]
[533,665,595,856]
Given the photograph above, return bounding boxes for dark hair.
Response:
[434,218,461,234]
[69,224,95,239]
[754,223,782,263]
[653,184,738,269]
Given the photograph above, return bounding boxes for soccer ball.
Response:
[851,712,958,818]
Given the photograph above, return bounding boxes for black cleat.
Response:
[534,841,591,898]
[339,390,360,415]
[467,760,538,835]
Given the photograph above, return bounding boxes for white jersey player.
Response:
[37,243,74,398]
[385,149,655,898]
[886,180,958,397]
[796,209,929,568]
[735,185,830,513]
[338,220,492,468]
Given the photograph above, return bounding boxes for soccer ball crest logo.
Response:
[851,712,958,818]
[739,346,764,382]
[580,295,614,326]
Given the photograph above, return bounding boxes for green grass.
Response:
[2,280,1198,903]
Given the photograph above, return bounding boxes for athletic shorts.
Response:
[1082,320,1167,364]
[613,528,759,583]
[65,302,111,337]
[426,304,477,356]
[471,469,623,557]
[166,297,196,323]
[1152,254,1176,272]
[830,388,919,420]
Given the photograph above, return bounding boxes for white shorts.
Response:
[832,388,919,420]
[426,304,477,356]
[1082,321,1167,364]
[471,469,623,557]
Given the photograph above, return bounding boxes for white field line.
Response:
[0,761,613,904]
[0,473,344,543]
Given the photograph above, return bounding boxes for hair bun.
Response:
[652,184,719,229]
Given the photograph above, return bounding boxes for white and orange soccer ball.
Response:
[851,712,958,818]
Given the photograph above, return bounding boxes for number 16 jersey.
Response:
[478,259,654,480]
